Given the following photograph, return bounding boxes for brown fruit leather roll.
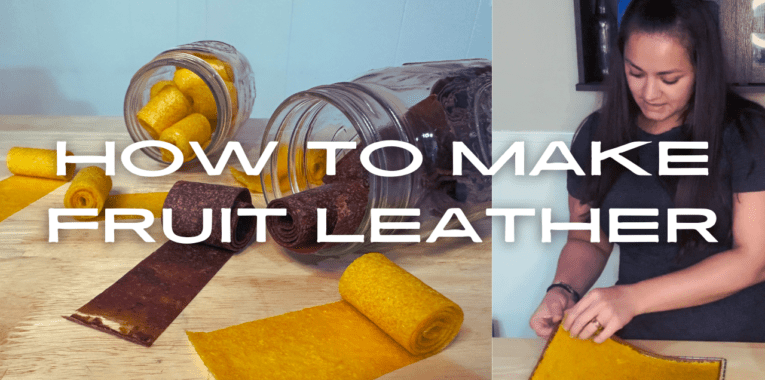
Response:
[266,149,369,254]
[162,181,255,251]
[64,181,256,347]
[322,149,368,185]
[266,180,368,253]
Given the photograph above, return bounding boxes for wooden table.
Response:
[493,337,765,379]
[0,115,491,379]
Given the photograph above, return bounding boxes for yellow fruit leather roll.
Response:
[174,68,217,121]
[137,85,192,139]
[1,147,74,223]
[173,67,206,93]
[63,166,112,220]
[339,253,464,356]
[186,253,463,380]
[174,67,237,128]
[190,86,218,122]
[7,147,74,180]
[149,80,177,99]
[63,166,167,221]
[159,113,212,162]
[191,53,234,81]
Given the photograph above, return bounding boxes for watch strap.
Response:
[546,282,581,303]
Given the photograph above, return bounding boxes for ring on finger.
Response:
[590,317,603,330]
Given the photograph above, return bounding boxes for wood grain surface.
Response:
[0,116,491,379]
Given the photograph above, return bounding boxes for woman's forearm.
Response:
[629,247,765,315]
[552,195,615,302]
[553,238,612,298]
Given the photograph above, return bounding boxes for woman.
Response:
[530,0,765,343]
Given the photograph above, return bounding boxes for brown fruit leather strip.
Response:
[64,181,256,347]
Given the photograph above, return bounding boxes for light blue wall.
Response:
[492,0,600,132]
[491,0,610,338]
[491,131,619,338]
[0,0,491,119]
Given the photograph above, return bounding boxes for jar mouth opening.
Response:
[262,94,362,199]
[262,85,411,192]
[261,83,413,256]
[123,52,232,164]
[472,80,492,164]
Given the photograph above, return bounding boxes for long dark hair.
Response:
[580,0,765,256]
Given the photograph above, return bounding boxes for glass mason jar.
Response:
[261,59,492,256]
[124,40,256,164]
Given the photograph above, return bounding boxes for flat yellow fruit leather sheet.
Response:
[0,175,68,222]
[102,192,167,220]
[187,253,464,380]
[530,324,723,380]
[1,147,74,223]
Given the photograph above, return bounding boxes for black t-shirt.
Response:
[567,112,765,342]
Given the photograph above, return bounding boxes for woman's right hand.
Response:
[529,195,613,339]
[529,288,574,339]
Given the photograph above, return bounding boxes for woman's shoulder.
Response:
[722,92,765,190]
[568,112,602,162]
[724,92,765,133]
[573,111,601,142]
[581,111,601,129]
[721,93,765,151]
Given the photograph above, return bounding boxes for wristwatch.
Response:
[546,282,581,303]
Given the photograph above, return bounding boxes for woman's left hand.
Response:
[562,285,640,343]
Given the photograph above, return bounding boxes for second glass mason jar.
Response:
[124,41,256,164]
[261,59,492,256]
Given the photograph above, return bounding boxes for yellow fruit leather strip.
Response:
[229,166,264,193]
[339,252,464,356]
[187,253,463,380]
[187,301,420,380]
[1,147,74,223]
[0,175,68,222]
[530,324,723,380]
[63,165,167,221]
[102,192,168,220]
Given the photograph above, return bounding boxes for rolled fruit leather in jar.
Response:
[124,41,256,164]
[261,59,492,256]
